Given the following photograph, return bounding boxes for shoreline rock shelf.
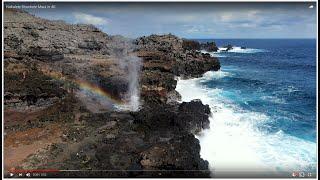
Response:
[4,9,220,177]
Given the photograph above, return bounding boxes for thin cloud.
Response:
[73,12,109,25]
[26,2,316,38]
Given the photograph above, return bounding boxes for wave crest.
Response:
[218,46,267,53]
[176,72,316,175]
[200,70,232,81]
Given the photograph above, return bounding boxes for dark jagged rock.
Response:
[135,34,183,54]
[176,99,211,134]
[139,133,210,177]
[224,44,233,51]
[136,34,220,103]
[200,41,219,52]
[173,52,221,77]
[140,70,177,103]
[182,39,201,51]
[4,9,219,178]
[96,75,129,99]
[132,103,177,131]
[132,100,210,135]
[4,60,66,108]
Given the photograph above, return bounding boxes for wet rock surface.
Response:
[4,9,220,178]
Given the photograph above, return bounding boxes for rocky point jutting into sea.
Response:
[3,9,220,177]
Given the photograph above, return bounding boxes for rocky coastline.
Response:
[3,9,220,177]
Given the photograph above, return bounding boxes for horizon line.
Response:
[188,38,317,40]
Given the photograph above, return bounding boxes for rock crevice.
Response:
[4,9,220,178]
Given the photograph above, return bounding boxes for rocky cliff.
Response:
[136,34,220,103]
[3,9,220,178]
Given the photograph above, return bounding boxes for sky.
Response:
[6,2,317,39]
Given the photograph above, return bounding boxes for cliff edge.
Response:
[3,9,220,177]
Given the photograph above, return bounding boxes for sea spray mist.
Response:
[126,55,142,111]
[109,36,142,111]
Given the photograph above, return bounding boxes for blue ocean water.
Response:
[176,39,317,175]
[202,39,317,141]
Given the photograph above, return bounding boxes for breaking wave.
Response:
[218,46,267,53]
[176,70,316,176]
[200,70,232,82]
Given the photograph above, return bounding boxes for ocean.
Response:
[176,39,317,177]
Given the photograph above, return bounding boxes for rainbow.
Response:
[74,79,124,104]
[40,67,124,105]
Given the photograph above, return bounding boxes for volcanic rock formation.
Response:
[3,8,220,178]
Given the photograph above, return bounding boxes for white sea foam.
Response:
[217,46,267,54]
[200,70,232,82]
[200,50,227,57]
[200,46,266,58]
[261,95,286,104]
[286,85,300,93]
[176,71,316,176]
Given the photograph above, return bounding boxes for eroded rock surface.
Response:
[136,34,220,104]
[4,9,220,178]
[201,41,219,52]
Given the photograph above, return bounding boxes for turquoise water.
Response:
[176,39,317,176]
